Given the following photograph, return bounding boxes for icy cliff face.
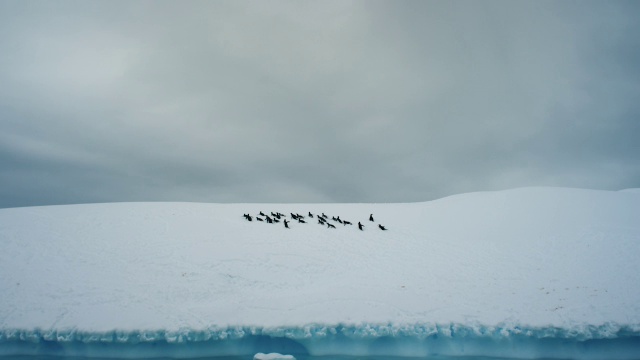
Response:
[2,324,640,360]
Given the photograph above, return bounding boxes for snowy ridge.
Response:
[2,323,640,359]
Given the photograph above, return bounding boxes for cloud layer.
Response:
[1,1,639,207]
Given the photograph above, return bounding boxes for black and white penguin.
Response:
[358,222,364,230]
[378,224,387,230]
[369,214,374,222]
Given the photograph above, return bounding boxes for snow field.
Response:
[1,187,639,359]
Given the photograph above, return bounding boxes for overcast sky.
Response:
[1,0,639,208]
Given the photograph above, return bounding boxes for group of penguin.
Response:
[242,211,388,231]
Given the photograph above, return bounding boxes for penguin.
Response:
[327,223,336,229]
[369,214,374,222]
[358,222,364,231]
[308,212,314,218]
[259,211,266,216]
[291,213,298,220]
[284,219,289,228]
[378,224,387,230]
[343,220,352,226]
[257,217,264,222]
[298,218,306,223]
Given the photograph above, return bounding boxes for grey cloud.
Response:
[0,1,638,208]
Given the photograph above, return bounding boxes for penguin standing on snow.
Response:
[284,219,289,228]
[358,222,364,231]
[369,214,374,222]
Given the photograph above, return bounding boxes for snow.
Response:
[620,188,640,194]
[1,187,639,359]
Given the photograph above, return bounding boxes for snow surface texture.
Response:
[1,187,639,359]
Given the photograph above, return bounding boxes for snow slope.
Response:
[1,187,639,359]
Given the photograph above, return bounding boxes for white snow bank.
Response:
[1,187,639,359]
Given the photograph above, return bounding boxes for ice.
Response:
[253,353,296,360]
[1,187,639,359]
[1,324,640,359]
